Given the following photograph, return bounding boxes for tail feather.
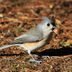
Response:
[0,44,21,50]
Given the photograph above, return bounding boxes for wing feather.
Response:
[11,28,43,44]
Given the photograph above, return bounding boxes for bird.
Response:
[0,17,55,62]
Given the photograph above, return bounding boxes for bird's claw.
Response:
[29,59,42,64]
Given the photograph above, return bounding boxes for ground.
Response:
[0,0,72,72]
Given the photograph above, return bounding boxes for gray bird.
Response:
[0,17,55,62]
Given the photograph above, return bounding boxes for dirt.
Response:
[0,0,72,72]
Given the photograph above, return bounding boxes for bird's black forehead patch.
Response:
[51,21,56,27]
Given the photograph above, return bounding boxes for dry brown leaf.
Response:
[66,40,72,44]
[55,19,61,25]
[18,16,29,20]
[7,18,19,22]
[0,14,4,18]
[49,4,54,9]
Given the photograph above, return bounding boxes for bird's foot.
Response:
[29,59,42,64]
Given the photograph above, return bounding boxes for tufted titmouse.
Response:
[0,17,55,62]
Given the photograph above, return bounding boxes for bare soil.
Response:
[0,0,72,72]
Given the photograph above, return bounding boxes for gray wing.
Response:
[11,28,43,44]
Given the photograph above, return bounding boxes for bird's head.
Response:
[37,17,56,38]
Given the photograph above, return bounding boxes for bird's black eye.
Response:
[47,23,50,26]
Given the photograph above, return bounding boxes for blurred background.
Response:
[0,0,72,72]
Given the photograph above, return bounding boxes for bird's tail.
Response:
[0,44,21,50]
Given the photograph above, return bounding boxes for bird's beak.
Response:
[51,26,58,34]
[53,27,58,34]
[52,26,56,31]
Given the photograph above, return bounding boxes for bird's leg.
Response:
[28,50,35,60]
[28,50,42,63]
